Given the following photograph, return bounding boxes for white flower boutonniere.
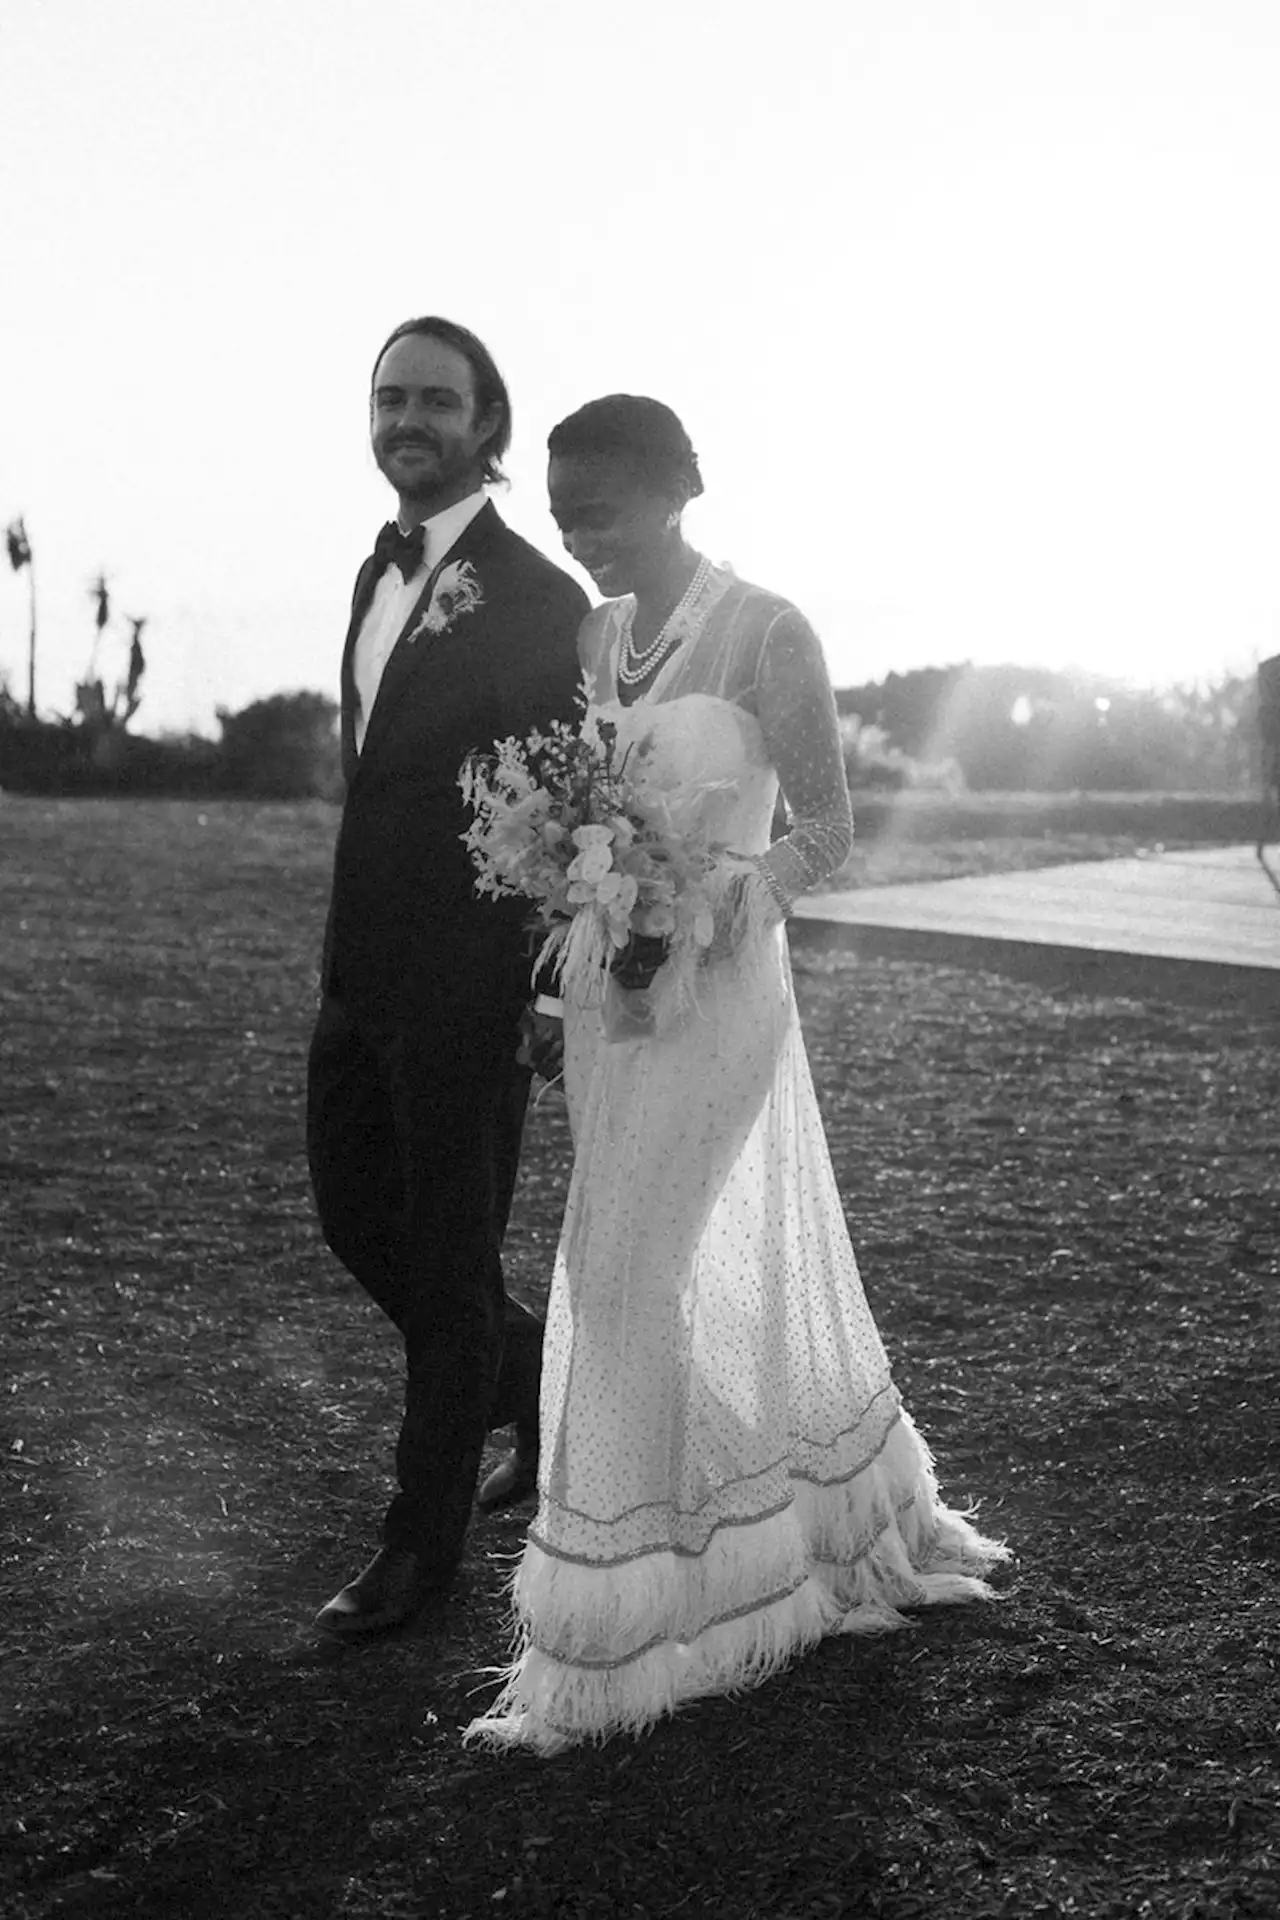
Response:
[407,560,485,643]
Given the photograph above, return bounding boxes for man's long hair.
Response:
[370,316,512,486]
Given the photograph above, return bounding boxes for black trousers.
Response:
[306,993,544,1578]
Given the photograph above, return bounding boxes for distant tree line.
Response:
[834,663,1259,793]
[6,509,1260,798]
[213,691,341,798]
[1,517,345,798]
[0,687,341,799]
[0,664,1264,799]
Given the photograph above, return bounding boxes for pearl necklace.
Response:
[616,554,713,689]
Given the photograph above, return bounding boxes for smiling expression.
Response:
[547,453,683,598]
[370,334,500,514]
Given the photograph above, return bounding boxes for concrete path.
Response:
[792,846,1280,1014]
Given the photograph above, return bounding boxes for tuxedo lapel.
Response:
[340,557,382,785]
[357,502,504,768]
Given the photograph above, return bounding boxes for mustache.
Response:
[387,434,441,454]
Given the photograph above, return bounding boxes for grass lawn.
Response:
[2,797,1277,1920]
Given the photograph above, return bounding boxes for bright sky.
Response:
[2,0,1277,734]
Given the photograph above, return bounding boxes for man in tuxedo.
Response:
[308,316,586,1635]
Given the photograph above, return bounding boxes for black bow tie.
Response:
[372,520,427,582]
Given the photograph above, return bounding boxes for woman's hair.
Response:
[547,395,704,500]
[370,315,512,485]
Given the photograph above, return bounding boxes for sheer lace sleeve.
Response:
[752,608,852,911]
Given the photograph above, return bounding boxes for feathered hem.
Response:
[463,1410,1009,1755]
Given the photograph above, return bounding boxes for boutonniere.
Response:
[406,560,485,643]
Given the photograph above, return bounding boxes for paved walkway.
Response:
[792,846,1280,1014]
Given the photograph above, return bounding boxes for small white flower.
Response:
[595,871,637,912]
[567,839,614,886]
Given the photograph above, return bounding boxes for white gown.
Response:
[466,566,1008,1753]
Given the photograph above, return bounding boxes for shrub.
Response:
[215,691,341,800]
[835,665,1257,792]
[838,714,965,793]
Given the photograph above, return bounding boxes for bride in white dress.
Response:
[466,397,1009,1754]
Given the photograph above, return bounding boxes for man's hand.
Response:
[610,933,670,991]
[518,1006,564,1082]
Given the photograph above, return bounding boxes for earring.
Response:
[666,510,680,530]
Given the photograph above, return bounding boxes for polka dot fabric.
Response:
[465,567,1009,1754]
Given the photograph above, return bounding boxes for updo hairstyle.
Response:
[547,395,704,501]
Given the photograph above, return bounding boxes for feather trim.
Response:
[463,1409,1008,1754]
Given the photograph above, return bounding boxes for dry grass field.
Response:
[2,796,1277,1919]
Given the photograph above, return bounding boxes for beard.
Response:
[375,434,477,506]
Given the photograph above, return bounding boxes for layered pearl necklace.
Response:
[616,553,713,690]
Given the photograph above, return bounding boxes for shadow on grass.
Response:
[8,1578,470,1918]
[11,1568,953,1920]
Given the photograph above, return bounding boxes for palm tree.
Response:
[87,570,110,676]
[120,616,147,724]
[4,518,35,716]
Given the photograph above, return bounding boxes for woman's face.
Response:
[547,454,678,598]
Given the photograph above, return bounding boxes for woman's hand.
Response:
[518,1006,565,1081]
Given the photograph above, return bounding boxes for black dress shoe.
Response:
[313,1547,441,1636]
[476,1445,539,1513]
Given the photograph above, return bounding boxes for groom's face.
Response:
[370,334,498,511]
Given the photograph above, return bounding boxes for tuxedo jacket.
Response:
[321,501,589,1023]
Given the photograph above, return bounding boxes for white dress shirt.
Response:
[352,488,488,753]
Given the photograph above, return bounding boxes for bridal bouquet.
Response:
[459,710,742,1007]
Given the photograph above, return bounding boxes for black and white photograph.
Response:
[2,2,1277,1915]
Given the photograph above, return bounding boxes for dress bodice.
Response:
[579,562,853,904]
[591,694,779,859]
